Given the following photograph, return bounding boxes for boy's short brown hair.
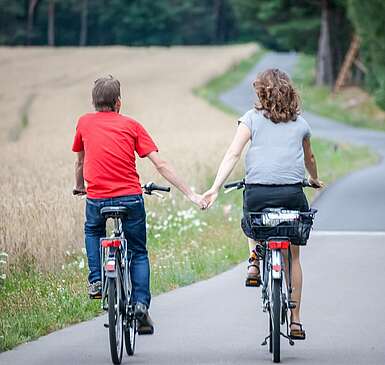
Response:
[92,75,121,111]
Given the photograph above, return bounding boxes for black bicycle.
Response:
[99,182,170,365]
[224,179,317,363]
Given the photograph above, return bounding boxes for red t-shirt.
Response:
[72,112,158,198]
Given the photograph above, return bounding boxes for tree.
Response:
[348,0,385,109]
[316,0,333,86]
[27,0,40,45]
[79,0,88,46]
[47,0,55,46]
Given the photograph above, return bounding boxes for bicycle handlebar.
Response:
[72,189,86,196]
[142,182,171,195]
[224,178,319,191]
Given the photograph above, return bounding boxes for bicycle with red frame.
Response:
[224,179,317,363]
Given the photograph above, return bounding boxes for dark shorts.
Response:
[242,183,309,240]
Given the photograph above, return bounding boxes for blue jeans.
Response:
[84,194,151,307]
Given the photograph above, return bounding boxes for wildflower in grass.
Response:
[0,252,8,284]
[223,204,232,217]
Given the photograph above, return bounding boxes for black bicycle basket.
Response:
[248,208,317,245]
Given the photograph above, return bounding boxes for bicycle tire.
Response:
[269,314,273,353]
[108,277,124,364]
[124,317,136,356]
[272,278,281,363]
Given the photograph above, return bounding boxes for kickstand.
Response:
[261,333,271,346]
[280,331,295,346]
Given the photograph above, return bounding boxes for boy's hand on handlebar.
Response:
[73,186,86,196]
[202,188,218,209]
[308,177,324,189]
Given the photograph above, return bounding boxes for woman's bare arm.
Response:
[303,136,323,187]
[203,124,251,207]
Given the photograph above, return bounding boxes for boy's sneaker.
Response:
[88,281,102,299]
[134,303,154,335]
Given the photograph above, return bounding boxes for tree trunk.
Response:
[316,0,333,86]
[79,0,88,46]
[213,0,224,43]
[27,0,39,45]
[47,0,55,46]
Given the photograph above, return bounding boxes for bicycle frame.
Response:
[100,217,132,311]
[261,240,292,312]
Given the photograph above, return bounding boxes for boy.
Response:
[72,76,204,334]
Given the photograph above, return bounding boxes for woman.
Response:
[203,68,322,340]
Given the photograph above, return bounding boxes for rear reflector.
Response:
[105,260,116,271]
[272,264,281,272]
[101,239,121,248]
[268,240,290,250]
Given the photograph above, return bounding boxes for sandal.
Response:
[289,322,306,340]
[245,255,261,287]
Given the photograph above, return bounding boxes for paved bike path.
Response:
[220,52,385,231]
[1,233,384,365]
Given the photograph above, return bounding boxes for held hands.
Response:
[189,192,208,210]
[201,188,219,209]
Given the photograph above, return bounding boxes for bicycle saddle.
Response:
[100,206,129,219]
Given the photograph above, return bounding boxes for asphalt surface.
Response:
[2,233,385,365]
[2,52,385,365]
[220,52,385,231]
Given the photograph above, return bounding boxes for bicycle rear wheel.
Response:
[108,277,124,364]
[124,316,136,356]
[271,278,281,363]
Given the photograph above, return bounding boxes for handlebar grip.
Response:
[151,184,171,192]
[224,180,244,189]
[302,179,312,188]
[143,182,171,192]
[73,189,86,196]
[302,178,321,188]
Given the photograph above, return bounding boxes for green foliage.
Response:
[348,0,385,110]
[230,0,321,53]
[0,0,238,46]
[294,54,385,130]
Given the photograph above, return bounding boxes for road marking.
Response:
[313,230,385,236]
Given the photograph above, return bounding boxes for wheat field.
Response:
[0,44,256,268]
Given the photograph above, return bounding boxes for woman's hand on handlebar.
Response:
[308,176,324,189]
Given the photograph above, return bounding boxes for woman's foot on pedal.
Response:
[245,259,261,287]
[289,322,306,340]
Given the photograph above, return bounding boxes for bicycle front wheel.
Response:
[108,277,124,364]
[271,278,281,363]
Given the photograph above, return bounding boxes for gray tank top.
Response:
[239,109,311,185]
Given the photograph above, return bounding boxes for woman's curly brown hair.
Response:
[253,68,300,123]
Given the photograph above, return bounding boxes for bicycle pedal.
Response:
[245,279,260,287]
[104,323,109,328]
[89,294,102,300]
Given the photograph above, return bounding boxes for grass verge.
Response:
[0,47,378,352]
[293,54,385,131]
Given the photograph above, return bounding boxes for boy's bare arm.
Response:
[74,151,86,192]
[147,151,205,207]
